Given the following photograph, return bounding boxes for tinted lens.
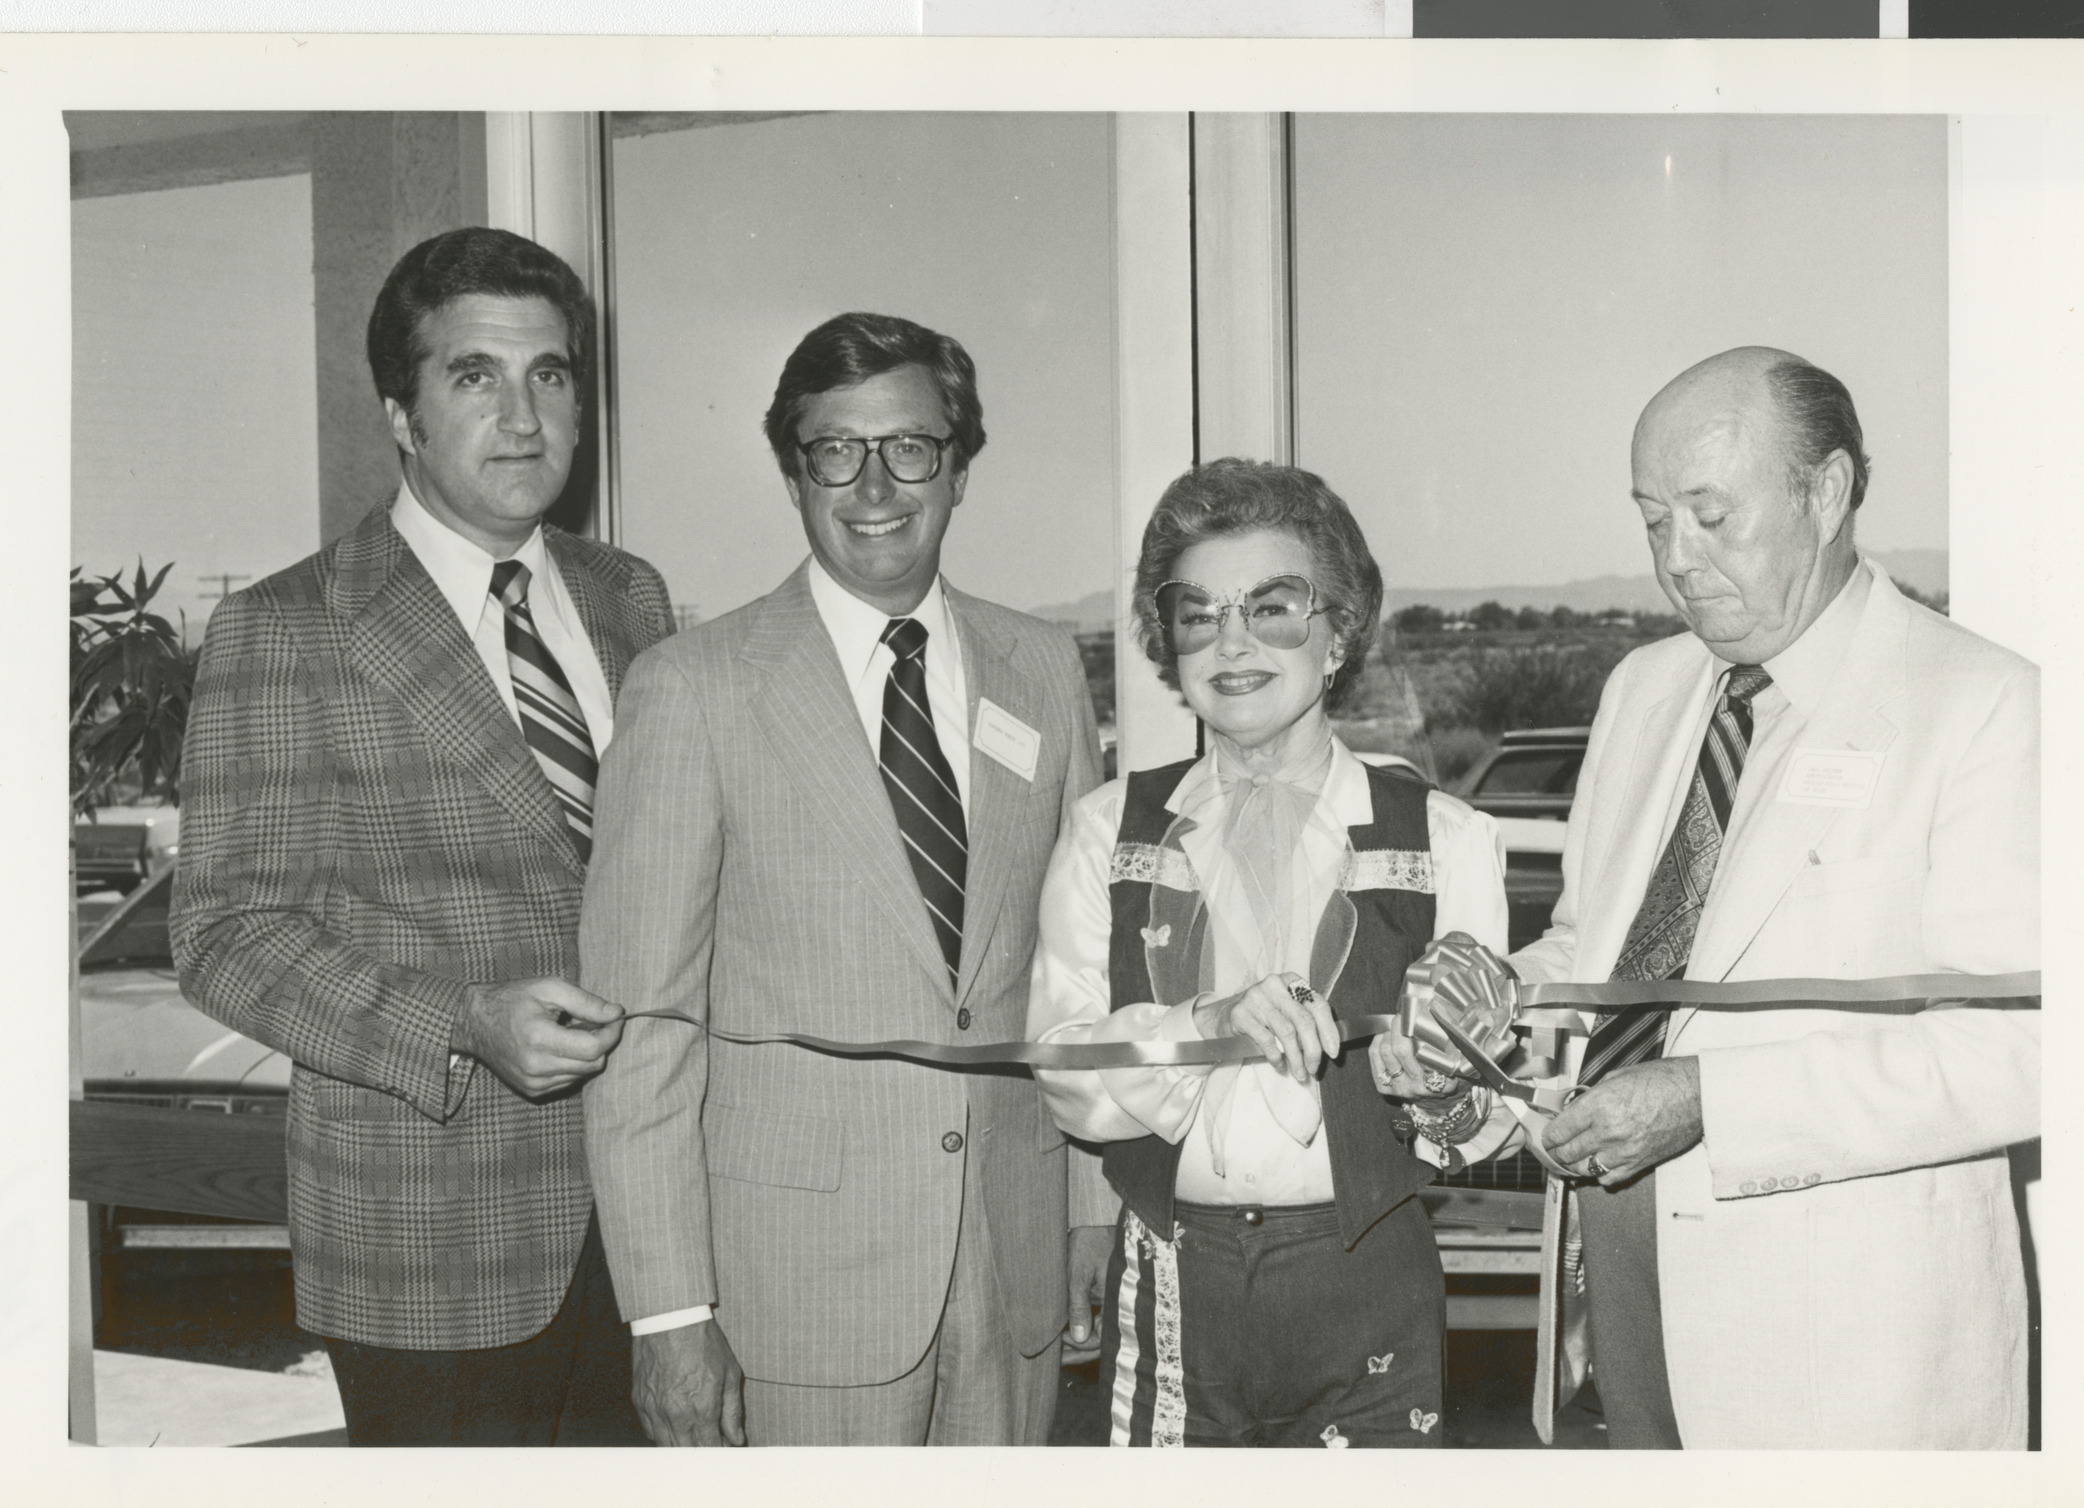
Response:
[804,437,867,486]
[1155,581,1221,656]
[1243,575,1317,649]
[880,435,942,483]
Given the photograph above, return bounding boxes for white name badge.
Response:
[1777,748,1885,809]
[974,698,1041,782]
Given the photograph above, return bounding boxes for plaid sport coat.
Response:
[171,505,674,1350]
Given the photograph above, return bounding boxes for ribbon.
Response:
[620,968,2038,1073]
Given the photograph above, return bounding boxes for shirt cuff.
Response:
[630,1305,714,1335]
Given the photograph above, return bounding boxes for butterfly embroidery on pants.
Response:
[1140,924,1171,949]
[1320,1424,1349,1448]
[1366,1352,1394,1375]
[1409,1408,1439,1434]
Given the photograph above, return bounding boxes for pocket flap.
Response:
[705,1102,844,1192]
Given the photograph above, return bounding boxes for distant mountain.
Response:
[1384,548,1948,616]
[1024,549,1945,627]
[1028,588,1114,632]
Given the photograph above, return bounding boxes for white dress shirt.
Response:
[389,482,616,750]
[805,556,973,813]
[634,558,976,1338]
[1029,738,1514,1207]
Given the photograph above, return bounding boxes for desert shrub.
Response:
[1440,642,1628,734]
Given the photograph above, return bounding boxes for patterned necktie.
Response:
[1578,664,1773,1087]
[489,560,598,862]
[879,617,967,988]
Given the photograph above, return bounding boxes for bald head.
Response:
[1629,347,1862,665]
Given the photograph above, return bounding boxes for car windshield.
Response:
[1474,749,1582,797]
[79,872,174,971]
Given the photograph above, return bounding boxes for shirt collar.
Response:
[805,555,957,683]
[1754,556,1872,718]
[390,481,548,632]
[1167,732,1376,827]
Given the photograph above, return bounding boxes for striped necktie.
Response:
[1578,664,1773,1087]
[879,617,967,988]
[489,559,598,862]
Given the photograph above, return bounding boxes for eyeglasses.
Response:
[1153,573,1329,656]
[796,433,953,488]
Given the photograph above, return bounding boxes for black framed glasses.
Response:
[1154,573,1329,656]
[796,432,953,487]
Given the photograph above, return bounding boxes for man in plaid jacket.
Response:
[172,228,673,1445]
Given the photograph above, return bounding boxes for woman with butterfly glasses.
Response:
[1027,458,1513,1447]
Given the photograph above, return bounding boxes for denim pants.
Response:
[1100,1195,1446,1447]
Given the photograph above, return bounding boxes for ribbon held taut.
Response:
[621,968,2039,1072]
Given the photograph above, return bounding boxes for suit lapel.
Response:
[545,529,638,697]
[335,512,579,877]
[1581,660,1716,976]
[746,568,952,998]
[948,586,1039,1009]
[1685,573,1906,992]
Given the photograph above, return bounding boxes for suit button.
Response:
[1760,1177,1778,1191]
[942,1132,964,1154]
[1803,1173,1821,1186]
[1740,1181,1758,1195]
[957,1008,972,1030]
[1242,1209,1263,1226]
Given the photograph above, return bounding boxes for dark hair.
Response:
[762,312,986,475]
[1766,357,1871,512]
[365,227,595,421]
[1132,459,1384,712]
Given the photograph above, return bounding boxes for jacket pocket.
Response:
[705,1101,844,1192]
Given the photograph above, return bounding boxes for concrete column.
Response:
[309,113,485,543]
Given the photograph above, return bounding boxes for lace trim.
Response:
[1110,841,1198,892]
[1339,848,1435,894]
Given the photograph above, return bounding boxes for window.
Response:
[606,112,1119,641]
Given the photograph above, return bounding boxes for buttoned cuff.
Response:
[631,1305,714,1335]
[1697,1044,1827,1200]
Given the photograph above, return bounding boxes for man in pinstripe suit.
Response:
[173,229,673,1444]
[581,313,1113,1446]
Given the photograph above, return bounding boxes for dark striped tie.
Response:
[879,617,967,988]
[490,560,598,862]
[1578,664,1773,1087]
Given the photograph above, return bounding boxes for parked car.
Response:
[73,803,182,896]
[76,866,286,1113]
[1456,727,1589,954]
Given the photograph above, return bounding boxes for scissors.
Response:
[1430,1009,1595,1178]
[1432,1009,1585,1117]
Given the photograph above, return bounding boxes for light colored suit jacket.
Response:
[581,563,1106,1387]
[1513,561,2038,1448]
[173,508,675,1349]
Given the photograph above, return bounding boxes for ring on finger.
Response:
[1583,1154,1608,1179]
[1421,1067,1459,1096]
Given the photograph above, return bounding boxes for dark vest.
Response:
[1100,756,1438,1250]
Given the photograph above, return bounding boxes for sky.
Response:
[609,112,1119,623]
[1294,113,1950,595]
[67,111,1948,632]
[70,172,321,638]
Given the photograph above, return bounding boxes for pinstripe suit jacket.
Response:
[171,506,674,1350]
[581,563,1106,1386]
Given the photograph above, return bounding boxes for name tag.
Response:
[1777,748,1884,809]
[974,698,1040,782]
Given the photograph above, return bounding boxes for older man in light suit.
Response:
[581,312,1111,1446]
[1508,347,2037,1448]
